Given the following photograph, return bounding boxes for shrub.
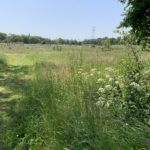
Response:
[120,52,150,126]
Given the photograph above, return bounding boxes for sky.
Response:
[0,0,124,40]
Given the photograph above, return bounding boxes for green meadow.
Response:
[0,44,150,150]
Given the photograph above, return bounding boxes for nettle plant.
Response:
[76,57,150,126]
[121,54,150,125]
[117,31,150,125]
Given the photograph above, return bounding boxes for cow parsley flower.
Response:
[115,81,119,85]
[109,78,113,82]
[64,148,70,150]
[105,102,110,108]
[106,74,110,79]
[97,78,104,83]
[105,67,114,72]
[96,97,105,107]
[90,73,94,77]
[97,71,101,75]
[96,100,104,107]
[98,97,105,101]
[105,85,112,91]
[130,82,141,91]
[98,87,105,93]
[90,68,97,73]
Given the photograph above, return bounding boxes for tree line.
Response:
[0,32,123,45]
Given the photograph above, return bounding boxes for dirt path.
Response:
[0,65,30,149]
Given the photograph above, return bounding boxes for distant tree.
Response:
[21,35,29,43]
[7,34,22,43]
[0,32,7,42]
[118,0,150,45]
[101,38,111,50]
[55,38,64,44]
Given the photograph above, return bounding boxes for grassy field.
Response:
[0,44,150,150]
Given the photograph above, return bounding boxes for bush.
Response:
[120,52,150,125]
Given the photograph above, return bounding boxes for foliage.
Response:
[118,0,150,45]
[0,32,123,45]
[83,37,121,46]
[120,55,150,125]
[0,33,51,44]
[0,32,7,42]
[101,38,111,50]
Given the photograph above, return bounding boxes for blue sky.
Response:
[0,0,123,40]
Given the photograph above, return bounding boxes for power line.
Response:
[92,26,96,39]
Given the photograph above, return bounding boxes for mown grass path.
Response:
[0,65,30,149]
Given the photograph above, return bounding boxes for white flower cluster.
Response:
[115,81,119,85]
[96,97,110,108]
[105,85,112,91]
[96,97,105,106]
[98,87,105,93]
[130,82,141,91]
[90,68,97,73]
[98,81,120,94]
[97,78,104,83]
[109,78,113,82]
[105,67,114,72]
[144,69,150,75]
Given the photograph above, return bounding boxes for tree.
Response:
[0,32,7,42]
[101,38,111,50]
[118,0,150,45]
[55,38,64,45]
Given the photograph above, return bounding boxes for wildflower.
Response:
[130,82,137,87]
[64,148,70,150]
[97,71,101,75]
[113,87,118,92]
[146,93,150,98]
[97,78,104,83]
[105,85,112,91]
[115,81,119,85]
[89,73,94,77]
[96,100,104,107]
[90,68,97,73]
[105,102,110,108]
[105,74,110,78]
[105,67,114,72]
[98,87,105,93]
[144,69,150,75]
[130,82,141,91]
[98,97,105,101]
[82,72,89,79]
[109,78,113,82]
[143,69,150,78]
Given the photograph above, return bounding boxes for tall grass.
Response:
[0,53,7,68]
[0,45,149,149]
[4,51,149,150]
